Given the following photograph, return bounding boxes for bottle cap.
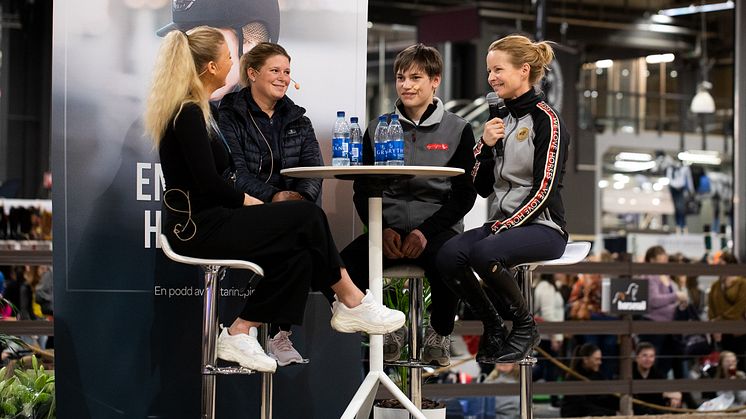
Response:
[350,117,359,123]
[391,114,399,121]
[337,111,345,117]
[378,115,387,122]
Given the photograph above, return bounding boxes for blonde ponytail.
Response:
[144,26,224,146]
[489,35,555,86]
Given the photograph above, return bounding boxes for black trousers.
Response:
[165,200,342,326]
[339,228,460,336]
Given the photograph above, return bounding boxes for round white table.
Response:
[281,166,463,419]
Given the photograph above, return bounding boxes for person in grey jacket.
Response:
[340,44,477,367]
[437,35,570,363]
[218,42,323,366]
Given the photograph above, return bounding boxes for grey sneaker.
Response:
[268,330,304,366]
[422,326,451,367]
[383,326,407,362]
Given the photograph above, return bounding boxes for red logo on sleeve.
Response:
[426,143,449,151]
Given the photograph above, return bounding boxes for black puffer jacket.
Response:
[218,88,322,202]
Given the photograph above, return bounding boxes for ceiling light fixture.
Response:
[658,1,734,17]
[613,160,657,172]
[677,150,722,165]
[616,152,653,162]
[645,53,675,64]
[595,59,613,68]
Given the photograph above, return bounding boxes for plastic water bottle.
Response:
[349,116,363,166]
[332,111,350,166]
[373,115,388,166]
[387,114,404,165]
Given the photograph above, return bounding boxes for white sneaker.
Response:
[330,290,406,334]
[268,330,305,366]
[217,326,277,373]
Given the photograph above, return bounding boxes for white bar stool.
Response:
[382,264,429,410]
[512,241,591,419]
[159,234,272,419]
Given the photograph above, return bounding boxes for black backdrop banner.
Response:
[52,1,369,417]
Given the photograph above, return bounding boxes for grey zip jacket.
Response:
[472,89,569,236]
[353,98,477,239]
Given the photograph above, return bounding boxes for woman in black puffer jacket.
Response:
[218,42,323,366]
[219,42,322,204]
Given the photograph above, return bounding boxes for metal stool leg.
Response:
[516,266,536,419]
[201,265,225,419]
[260,324,273,419]
[408,277,424,412]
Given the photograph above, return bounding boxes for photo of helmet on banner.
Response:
[157,0,280,100]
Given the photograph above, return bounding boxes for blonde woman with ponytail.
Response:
[437,34,570,363]
[145,27,404,375]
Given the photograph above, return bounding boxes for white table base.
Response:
[340,197,427,419]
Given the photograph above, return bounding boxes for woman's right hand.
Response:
[481,117,506,147]
[243,193,263,206]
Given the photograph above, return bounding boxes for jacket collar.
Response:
[219,87,305,123]
[505,88,542,118]
[394,97,444,127]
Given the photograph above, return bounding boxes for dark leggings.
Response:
[437,223,567,280]
[166,200,342,326]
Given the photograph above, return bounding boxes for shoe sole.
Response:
[423,357,450,367]
[217,344,277,373]
[330,314,405,335]
[270,353,305,367]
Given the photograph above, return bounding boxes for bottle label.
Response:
[332,137,348,158]
[389,139,404,161]
[374,142,387,162]
[350,143,362,162]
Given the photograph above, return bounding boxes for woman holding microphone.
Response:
[438,35,570,363]
[144,26,404,373]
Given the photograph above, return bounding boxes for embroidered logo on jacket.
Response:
[286,129,297,135]
[426,143,449,151]
[516,127,530,142]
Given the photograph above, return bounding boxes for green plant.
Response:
[382,277,433,394]
[0,355,55,419]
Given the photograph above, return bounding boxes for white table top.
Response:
[281,165,464,179]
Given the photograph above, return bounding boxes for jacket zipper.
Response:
[497,119,519,217]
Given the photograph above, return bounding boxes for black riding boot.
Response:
[449,268,508,363]
[480,262,539,362]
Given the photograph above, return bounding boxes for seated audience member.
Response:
[488,363,519,419]
[708,252,746,371]
[533,273,565,406]
[714,350,746,406]
[560,343,618,417]
[632,341,683,414]
[568,253,619,378]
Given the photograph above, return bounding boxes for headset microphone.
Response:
[291,78,300,90]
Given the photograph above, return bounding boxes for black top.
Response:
[159,103,244,213]
[632,364,668,415]
[560,366,618,417]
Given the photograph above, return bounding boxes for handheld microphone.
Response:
[486,92,508,119]
[486,92,507,156]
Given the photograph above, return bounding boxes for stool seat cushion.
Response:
[382,264,426,279]
[515,241,591,268]
[160,234,264,275]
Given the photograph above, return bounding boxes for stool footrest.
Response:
[517,356,537,366]
[204,365,256,375]
[384,360,435,368]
